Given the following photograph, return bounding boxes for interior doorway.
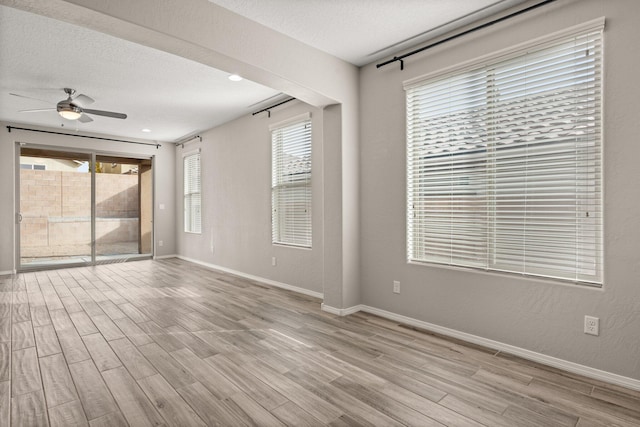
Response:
[17,145,153,270]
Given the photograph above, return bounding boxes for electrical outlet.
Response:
[272,257,277,266]
[158,240,163,247]
[584,315,599,336]
[393,280,400,294]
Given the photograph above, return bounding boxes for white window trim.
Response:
[405,19,604,286]
[404,17,605,91]
[271,113,313,248]
[183,148,201,234]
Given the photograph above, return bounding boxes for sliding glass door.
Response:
[18,148,92,268]
[17,145,153,270]
[94,155,153,261]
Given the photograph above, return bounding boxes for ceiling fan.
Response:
[11,88,127,123]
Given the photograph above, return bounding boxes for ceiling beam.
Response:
[0,0,358,107]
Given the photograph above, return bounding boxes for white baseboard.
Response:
[175,255,323,299]
[158,256,640,391]
[153,254,179,260]
[321,303,361,316]
[0,270,14,277]
[355,304,640,392]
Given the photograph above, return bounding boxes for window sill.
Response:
[406,260,604,290]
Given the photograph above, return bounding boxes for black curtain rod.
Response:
[252,97,295,118]
[377,0,557,70]
[174,134,202,147]
[6,126,161,148]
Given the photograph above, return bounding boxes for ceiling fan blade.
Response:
[19,108,56,113]
[74,94,94,106]
[83,108,127,119]
[10,93,51,104]
[78,114,93,123]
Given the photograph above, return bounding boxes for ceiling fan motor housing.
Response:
[56,99,82,115]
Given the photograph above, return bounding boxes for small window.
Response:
[183,152,201,233]
[271,114,312,247]
[20,164,46,170]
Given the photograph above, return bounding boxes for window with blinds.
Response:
[271,114,312,247]
[406,22,603,285]
[184,152,201,234]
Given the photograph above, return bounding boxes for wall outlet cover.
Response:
[584,315,599,336]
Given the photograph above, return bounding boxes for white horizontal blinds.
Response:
[184,152,201,233]
[407,68,491,268]
[406,26,603,284]
[272,118,312,247]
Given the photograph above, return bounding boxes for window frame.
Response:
[270,113,313,248]
[183,150,202,234]
[404,18,604,286]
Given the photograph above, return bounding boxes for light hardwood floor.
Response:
[1,258,639,426]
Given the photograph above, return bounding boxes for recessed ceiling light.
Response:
[142,128,151,133]
[228,74,243,82]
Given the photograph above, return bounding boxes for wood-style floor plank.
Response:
[39,353,79,408]
[101,366,165,427]
[81,333,121,372]
[89,315,124,342]
[88,411,128,427]
[2,259,639,427]
[56,330,91,365]
[69,311,99,337]
[108,337,157,380]
[113,317,154,346]
[226,391,286,427]
[48,399,88,427]
[0,380,10,427]
[0,318,10,344]
[0,343,10,381]
[12,321,35,350]
[137,342,197,389]
[206,353,288,411]
[11,347,41,397]
[33,325,62,358]
[68,359,119,421]
[176,382,253,427]
[29,305,51,328]
[271,400,323,426]
[170,347,240,399]
[11,390,48,427]
[137,373,206,426]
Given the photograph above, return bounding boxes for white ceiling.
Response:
[210,0,530,66]
[0,1,529,143]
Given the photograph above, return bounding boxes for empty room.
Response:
[0,0,639,425]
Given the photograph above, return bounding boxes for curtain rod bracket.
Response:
[174,134,201,147]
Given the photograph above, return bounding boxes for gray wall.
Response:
[359,0,640,380]
[176,101,326,295]
[0,122,176,273]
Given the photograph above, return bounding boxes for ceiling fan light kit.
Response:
[57,103,82,120]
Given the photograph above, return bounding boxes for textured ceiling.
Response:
[210,0,530,66]
[0,5,281,142]
[0,1,530,142]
